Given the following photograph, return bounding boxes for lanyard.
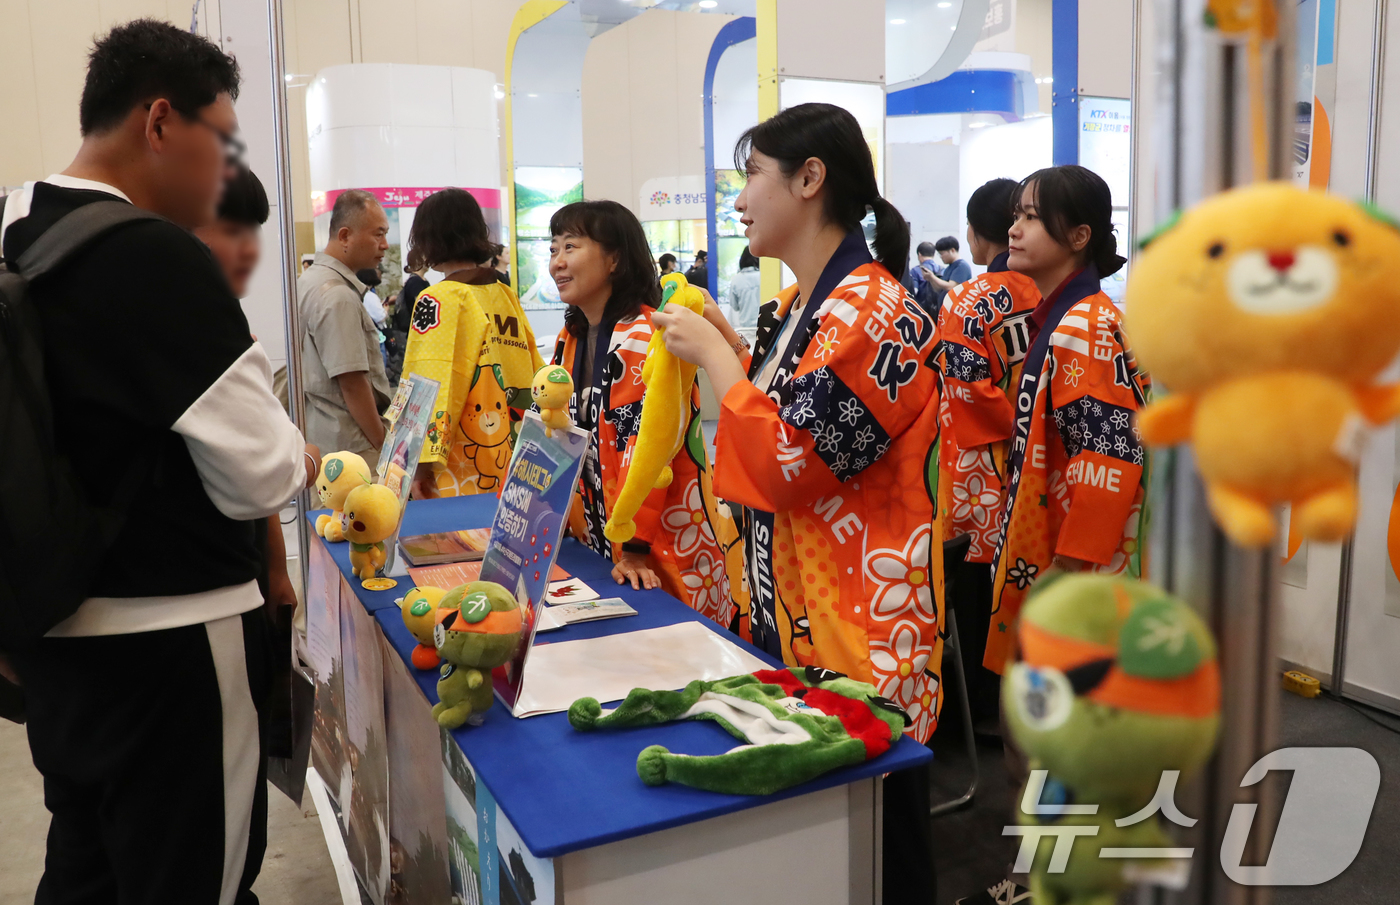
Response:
[991,266,1100,566]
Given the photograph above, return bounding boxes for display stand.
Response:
[1140,3,1295,904]
[305,494,930,905]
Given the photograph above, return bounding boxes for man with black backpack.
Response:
[0,19,317,905]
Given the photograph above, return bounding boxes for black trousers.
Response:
[943,548,1000,724]
[11,608,272,905]
[883,764,935,904]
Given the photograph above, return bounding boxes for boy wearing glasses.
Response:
[0,19,316,904]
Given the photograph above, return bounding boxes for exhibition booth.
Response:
[4,0,1399,904]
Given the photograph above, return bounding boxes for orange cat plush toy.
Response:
[1127,183,1400,546]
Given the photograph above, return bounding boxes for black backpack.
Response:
[0,200,162,648]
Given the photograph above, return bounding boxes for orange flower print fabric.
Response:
[715,233,946,743]
[935,261,1041,562]
[985,269,1151,673]
[553,309,746,627]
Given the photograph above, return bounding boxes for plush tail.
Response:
[635,737,868,796]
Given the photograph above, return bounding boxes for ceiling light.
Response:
[698,0,718,7]
[527,93,539,98]
[1043,76,1053,83]
[889,18,906,24]
[494,88,505,99]
[950,25,957,30]
[938,1,952,6]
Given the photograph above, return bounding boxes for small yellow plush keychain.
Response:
[531,364,574,437]
[603,273,706,543]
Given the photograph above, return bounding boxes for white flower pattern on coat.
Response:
[865,527,936,623]
[660,480,715,558]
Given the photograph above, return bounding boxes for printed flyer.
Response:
[376,373,440,573]
[478,411,590,712]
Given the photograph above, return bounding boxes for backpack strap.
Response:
[14,200,165,281]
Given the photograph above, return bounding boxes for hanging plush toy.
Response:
[603,273,706,543]
[432,581,524,729]
[314,451,372,542]
[531,364,574,437]
[340,482,402,580]
[400,585,455,669]
[1002,573,1220,905]
[568,665,910,796]
[1127,183,1400,547]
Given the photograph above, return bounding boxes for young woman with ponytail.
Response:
[652,102,941,903]
[981,165,1152,673]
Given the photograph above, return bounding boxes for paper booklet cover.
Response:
[510,623,770,718]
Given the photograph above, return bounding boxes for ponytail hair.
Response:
[966,177,1019,246]
[1014,165,1125,277]
[735,103,910,280]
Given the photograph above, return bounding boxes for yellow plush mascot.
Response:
[603,273,706,543]
[314,451,372,542]
[1127,183,1400,546]
[341,483,403,580]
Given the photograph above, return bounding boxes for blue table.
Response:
[312,495,932,904]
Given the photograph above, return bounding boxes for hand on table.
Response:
[612,550,660,591]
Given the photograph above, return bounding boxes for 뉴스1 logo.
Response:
[1005,747,1381,887]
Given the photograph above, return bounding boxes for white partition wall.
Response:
[304,63,502,299]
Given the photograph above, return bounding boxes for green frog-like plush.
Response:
[432,580,524,729]
[1003,573,1221,905]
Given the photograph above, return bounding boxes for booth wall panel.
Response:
[887,140,961,257]
[1077,0,1132,99]
[357,1,420,65]
[774,0,884,84]
[0,0,44,186]
[581,9,731,216]
[711,34,759,169]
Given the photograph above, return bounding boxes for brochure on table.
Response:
[480,412,591,713]
[376,374,440,574]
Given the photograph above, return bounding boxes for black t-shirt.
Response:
[3,183,261,598]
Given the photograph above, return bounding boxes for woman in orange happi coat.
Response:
[652,103,942,903]
[545,200,745,625]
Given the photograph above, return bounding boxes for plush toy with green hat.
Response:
[1002,572,1221,905]
[568,665,910,796]
[432,580,524,729]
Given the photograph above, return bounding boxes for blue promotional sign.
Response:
[481,411,590,710]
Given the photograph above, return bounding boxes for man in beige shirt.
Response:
[299,189,393,467]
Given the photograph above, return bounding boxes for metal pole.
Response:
[1145,2,1293,903]
[265,0,311,592]
[1333,0,1387,697]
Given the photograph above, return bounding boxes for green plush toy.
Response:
[568,665,911,796]
[1002,573,1221,905]
[431,581,524,729]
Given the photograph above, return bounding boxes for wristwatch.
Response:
[732,335,751,356]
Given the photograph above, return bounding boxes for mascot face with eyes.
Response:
[1129,183,1400,390]
[1003,573,1221,905]
[1127,183,1400,547]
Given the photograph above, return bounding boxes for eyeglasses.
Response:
[144,103,247,165]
